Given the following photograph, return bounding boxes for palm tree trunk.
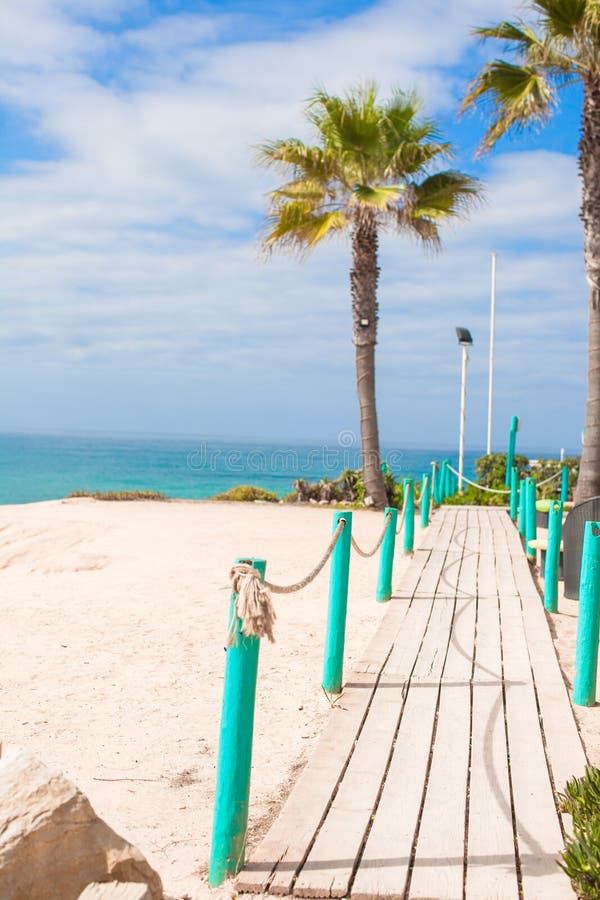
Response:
[575,78,600,502]
[350,210,387,508]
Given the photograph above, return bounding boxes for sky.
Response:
[0,0,587,453]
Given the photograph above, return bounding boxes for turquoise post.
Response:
[509,466,518,522]
[505,415,519,485]
[518,478,526,538]
[431,462,439,507]
[322,511,352,694]
[441,459,450,500]
[526,477,537,562]
[403,478,415,554]
[209,557,266,887]
[376,506,398,603]
[543,501,563,613]
[420,473,431,528]
[573,522,600,706]
[561,465,569,503]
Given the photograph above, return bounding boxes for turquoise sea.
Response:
[0,430,504,505]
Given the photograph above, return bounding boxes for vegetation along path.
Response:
[237,506,587,899]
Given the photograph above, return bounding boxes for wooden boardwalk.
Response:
[237,507,588,900]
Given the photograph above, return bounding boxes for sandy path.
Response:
[0,499,416,900]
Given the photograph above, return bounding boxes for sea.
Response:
[0,430,535,506]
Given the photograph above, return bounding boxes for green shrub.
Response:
[559,767,600,898]
[211,485,280,502]
[67,489,166,501]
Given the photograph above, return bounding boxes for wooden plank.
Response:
[496,544,574,897]
[467,561,518,899]
[414,550,448,598]
[291,592,440,898]
[477,510,498,600]
[355,598,410,674]
[466,683,519,899]
[393,549,431,600]
[436,549,462,599]
[408,684,470,900]
[237,673,377,894]
[350,598,455,900]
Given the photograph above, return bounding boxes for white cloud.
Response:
[0,0,587,449]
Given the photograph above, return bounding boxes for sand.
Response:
[0,498,418,900]
[0,499,597,900]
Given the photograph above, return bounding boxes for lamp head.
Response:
[455,327,473,347]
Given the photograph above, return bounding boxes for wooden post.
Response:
[376,506,398,603]
[403,478,415,555]
[431,461,439,507]
[420,473,431,528]
[543,501,563,613]
[505,415,519,485]
[518,477,527,538]
[322,511,352,694]
[509,466,518,522]
[526,477,537,562]
[573,522,600,706]
[209,557,266,887]
[441,459,450,500]
[561,465,569,503]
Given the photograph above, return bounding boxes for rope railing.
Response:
[210,487,427,887]
[446,463,511,494]
[536,469,562,487]
[351,512,392,558]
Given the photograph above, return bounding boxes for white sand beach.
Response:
[0,499,596,900]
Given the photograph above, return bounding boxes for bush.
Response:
[211,485,280,502]
[67,489,166,501]
[560,767,600,898]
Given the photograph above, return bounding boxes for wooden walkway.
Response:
[237,507,588,900]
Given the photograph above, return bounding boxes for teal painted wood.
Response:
[525,477,537,561]
[441,459,450,500]
[403,478,415,554]
[322,511,352,694]
[509,466,518,521]
[420,473,431,528]
[431,461,439,507]
[208,557,266,887]
[543,501,563,613]
[518,478,527,537]
[376,506,398,603]
[561,465,569,503]
[573,522,600,706]
[505,415,519,485]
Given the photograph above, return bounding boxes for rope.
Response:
[227,518,347,644]
[535,470,562,487]
[396,499,407,534]
[351,512,392,558]
[445,463,511,494]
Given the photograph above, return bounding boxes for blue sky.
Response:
[0,0,587,453]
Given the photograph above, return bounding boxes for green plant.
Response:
[560,767,600,898]
[67,489,166,501]
[211,485,280,502]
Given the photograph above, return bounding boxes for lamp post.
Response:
[486,252,497,456]
[456,327,473,492]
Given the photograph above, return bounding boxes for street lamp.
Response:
[456,327,473,492]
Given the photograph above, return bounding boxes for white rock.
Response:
[0,748,163,900]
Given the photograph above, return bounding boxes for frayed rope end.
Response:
[227,564,277,646]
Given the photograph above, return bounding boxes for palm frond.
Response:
[412,171,482,219]
[475,19,545,50]
[271,178,332,203]
[462,60,556,151]
[263,201,349,251]
[256,139,341,183]
[531,0,587,37]
[352,184,404,209]
[385,140,451,178]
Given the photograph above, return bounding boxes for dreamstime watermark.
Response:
[187,430,405,476]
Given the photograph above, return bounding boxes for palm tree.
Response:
[461,1,600,502]
[257,83,481,507]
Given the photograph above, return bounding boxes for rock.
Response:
[79,885,152,900]
[0,748,163,900]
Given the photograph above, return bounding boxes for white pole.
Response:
[459,344,468,491]
[486,251,497,455]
